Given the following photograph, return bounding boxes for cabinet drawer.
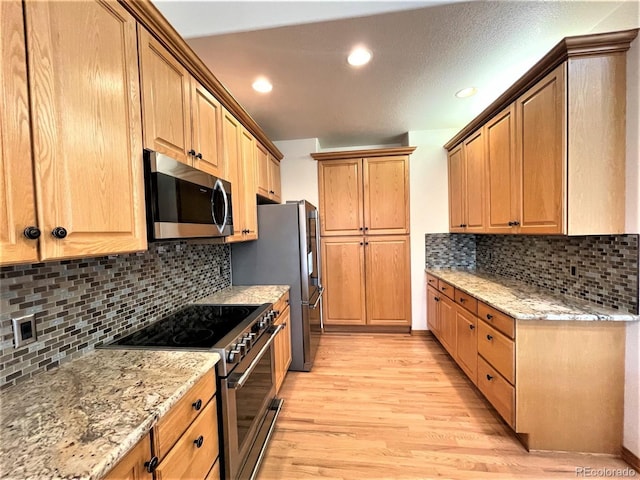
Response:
[155,400,219,480]
[478,321,515,384]
[478,302,515,339]
[273,291,290,316]
[438,280,454,300]
[477,356,515,428]
[455,289,478,315]
[156,371,216,459]
[426,273,439,289]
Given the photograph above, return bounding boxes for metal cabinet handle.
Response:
[434,297,440,302]
[52,227,67,239]
[23,226,41,240]
[486,374,494,381]
[194,435,204,448]
[486,314,494,320]
[469,324,475,330]
[192,399,202,411]
[144,456,159,473]
[188,149,196,156]
[459,297,466,303]
[486,334,493,341]
[196,152,203,159]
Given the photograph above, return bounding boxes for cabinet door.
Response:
[103,433,153,480]
[26,0,146,260]
[447,144,465,233]
[321,237,366,325]
[191,78,224,178]
[139,27,192,164]
[274,306,291,393]
[0,0,39,265]
[255,141,271,198]
[365,235,411,326]
[222,108,244,243]
[485,105,517,233]
[240,127,258,240]
[318,159,363,236]
[426,286,440,337]
[363,156,410,235]
[268,156,282,203]
[455,307,478,384]
[463,131,485,232]
[516,64,566,234]
[439,295,457,357]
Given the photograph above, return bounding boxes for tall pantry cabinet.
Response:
[313,147,415,331]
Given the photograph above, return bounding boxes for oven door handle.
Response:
[228,324,284,390]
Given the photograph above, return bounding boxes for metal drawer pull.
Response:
[459,297,466,303]
[486,334,493,341]
[194,435,204,448]
[486,314,494,320]
[434,297,440,302]
[469,324,475,330]
[486,374,494,381]
[192,399,202,411]
[144,456,158,473]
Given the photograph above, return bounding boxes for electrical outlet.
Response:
[12,314,37,348]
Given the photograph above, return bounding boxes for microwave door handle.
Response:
[228,323,283,389]
[213,179,228,234]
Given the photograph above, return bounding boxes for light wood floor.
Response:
[258,334,633,479]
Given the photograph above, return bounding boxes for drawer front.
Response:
[156,370,216,459]
[156,399,219,480]
[455,289,478,315]
[478,321,515,384]
[478,302,515,339]
[477,356,515,428]
[426,273,439,289]
[438,280,454,300]
[273,291,290,315]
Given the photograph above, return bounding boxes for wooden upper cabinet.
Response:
[321,236,366,325]
[139,27,191,164]
[25,0,147,261]
[485,105,517,233]
[462,132,485,232]
[222,107,244,243]
[240,127,258,240]
[363,156,410,235]
[0,0,39,265]
[516,64,566,234]
[318,159,363,236]
[191,78,224,178]
[256,142,281,203]
[139,28,226,179]
[268,155,282,203]
[365,235,411,326]
[447,144,465,233]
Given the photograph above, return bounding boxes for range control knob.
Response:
[237,342,248,355]
[242,335,253,347]
[248,332,257,342]
[227,349,240,363]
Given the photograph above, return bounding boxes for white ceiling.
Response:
[155,1,640,148]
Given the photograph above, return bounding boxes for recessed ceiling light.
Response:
[455,87,478,98]
[347,47,372,67]
[252,77,272,93]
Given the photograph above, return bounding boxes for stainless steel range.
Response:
[101,302,284,479]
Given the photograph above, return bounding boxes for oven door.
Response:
[220,325,283,480]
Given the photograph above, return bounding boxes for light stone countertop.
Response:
[0,349,220,480]
[196,285,290,306]
[426,269,639,321]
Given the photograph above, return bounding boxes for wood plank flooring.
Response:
[257,334,633,479]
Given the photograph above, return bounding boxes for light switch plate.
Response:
[12,314,36,348]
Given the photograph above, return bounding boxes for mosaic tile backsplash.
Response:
[425,233,638,313]
[424,233,476,268]
[0,242,231,390]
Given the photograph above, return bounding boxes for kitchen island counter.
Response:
[0,349,219,480]
[426,268,638,321]
[196,284,290,305]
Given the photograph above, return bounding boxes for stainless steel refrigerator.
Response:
[231,200,323,371]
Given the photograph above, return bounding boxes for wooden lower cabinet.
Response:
[455,307,478,384]
[426,275,626,454]
[103,434,153,480]
[274,305,292,393]
[103,370,220,479]
[322,235,411,328]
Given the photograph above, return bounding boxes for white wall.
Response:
[407,129,458,330]
[274,138,320,206]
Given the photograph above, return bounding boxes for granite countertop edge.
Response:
[425,268,639,322]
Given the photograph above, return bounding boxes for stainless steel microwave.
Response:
[143,149,233,240]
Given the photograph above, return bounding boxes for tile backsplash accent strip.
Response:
[0,242,230,389]
[425,233,476,269]
[475,235,638,313]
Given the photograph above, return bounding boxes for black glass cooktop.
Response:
[108,304,260,349]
